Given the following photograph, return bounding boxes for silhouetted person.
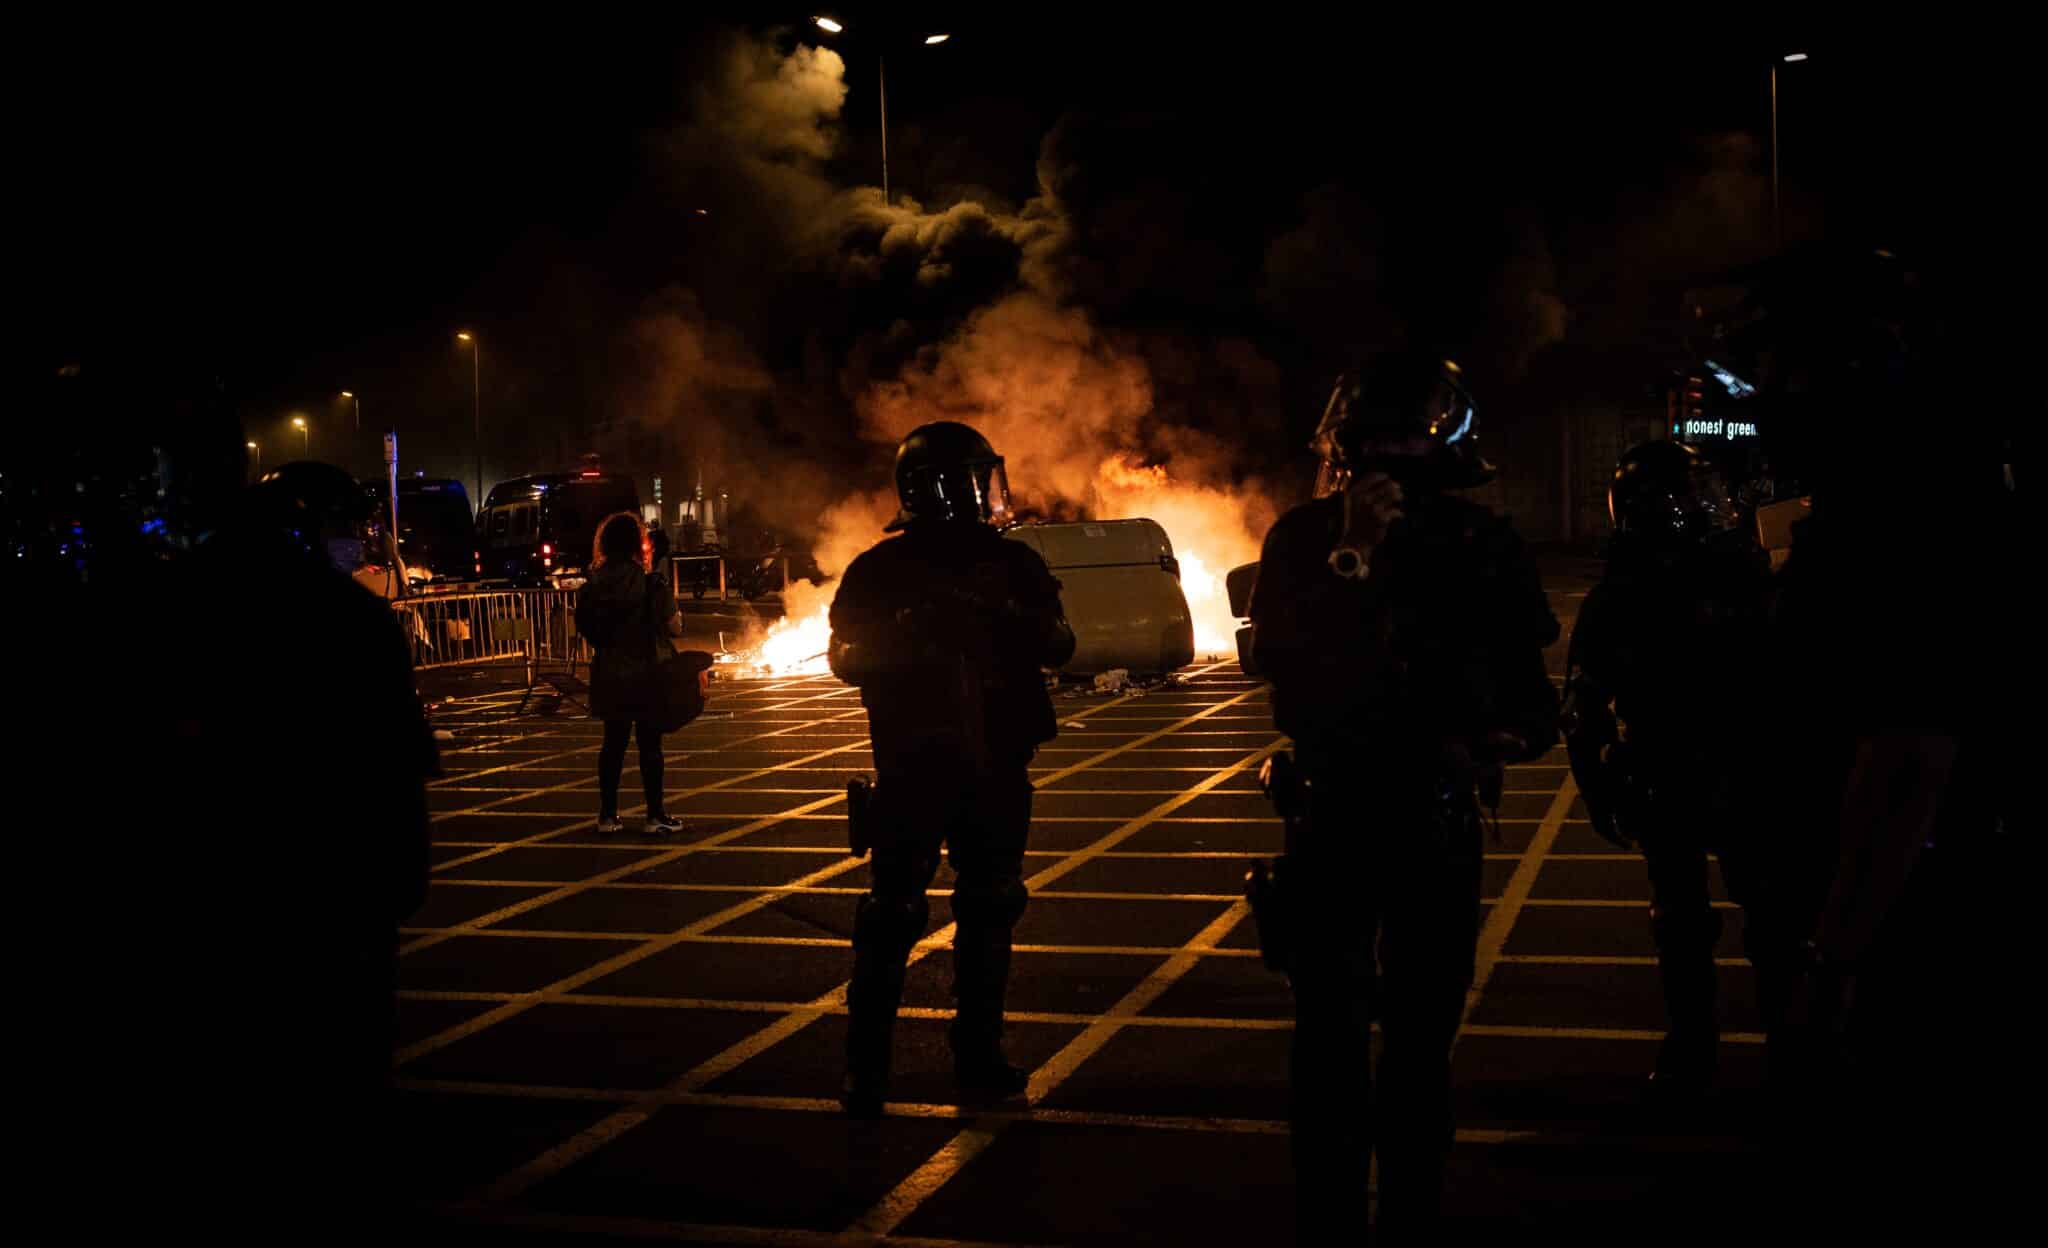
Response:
[1563,441,1795,1097]
[577,512,684,835]
[198,461,438,1231]
[1250,354,1558,1239]
[828,421,1075,1117]
[18,411,440,1238]
[1690,245,2020,1232]
[649,524,672,585]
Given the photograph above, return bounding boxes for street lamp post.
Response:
[341,390,362,474]
[292,415,309,456]
[812,17,951,207]
[1772,53,1809,251]
[247,440,261,478]
[457,331,482,509]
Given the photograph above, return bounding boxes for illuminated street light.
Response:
[1770,53,1810,249]
[809,20,954,206]
[341,390,361,432]
[247,440,261,476]
[291,415,309,456]
[457,331,482,509]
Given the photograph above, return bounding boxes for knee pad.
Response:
[854,892,929,952]
[951,874,1029,930]
[1650,903,1723,955]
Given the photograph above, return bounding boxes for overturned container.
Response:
[1005,518,1195,676]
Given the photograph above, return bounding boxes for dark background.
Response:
[23,8,2001,540]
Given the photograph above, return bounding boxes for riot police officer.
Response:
[1692,245,2020,1230]
[1249,353,1558,1236]
[829,421,1076,1118]
[14,354,436,1236]
[1562,441,1791,1096]
[194,460,439,1230]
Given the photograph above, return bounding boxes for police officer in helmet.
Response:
[15,355,434,1234]
[1563,440,1792,1097]
[1698,246,2021,1229]
[1249,351,1558,1237]
[244,460,376,573]
[829,421,1075,1117]
[201,458,437,1230]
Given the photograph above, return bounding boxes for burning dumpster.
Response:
[1004,518,1195,676]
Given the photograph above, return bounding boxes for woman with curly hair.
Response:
[574,511,684,834]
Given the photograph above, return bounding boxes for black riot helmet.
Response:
[245,461,374,571]
[1310,351,1487,496]
[1681,244,1936,500]
[1608,441,1737,544]
[887,421,1013,531]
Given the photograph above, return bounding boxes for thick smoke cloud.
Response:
[633,30,1780,583]
[635,30,1284,585]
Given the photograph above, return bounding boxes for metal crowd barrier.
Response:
[669,553,791,602]
[393,588,588,683]
[672,554,727,601]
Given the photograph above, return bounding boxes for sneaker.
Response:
[596,815,625,834]
[644,811,684,836]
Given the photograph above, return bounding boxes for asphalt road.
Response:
[399,564,1773,1244]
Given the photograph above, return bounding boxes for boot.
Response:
[950,946,1026,1099]
[1649,901,1721,1099]
[949,1020,1029,1098]
[842,990,896,1120]
[1646,1026,1719,1102]
[844,919,916,1119]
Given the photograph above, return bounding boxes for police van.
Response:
[475,472,638,585]
[361,476,475,582]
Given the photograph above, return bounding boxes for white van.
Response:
[1004,519,1195,676]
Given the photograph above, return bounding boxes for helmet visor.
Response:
[929,459,1011,525]
[1311,366,1476,467]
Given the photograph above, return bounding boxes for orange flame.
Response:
[1089,455,1263,658]
[729,456,1264,675]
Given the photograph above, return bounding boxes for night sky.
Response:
[28,12,1991,528]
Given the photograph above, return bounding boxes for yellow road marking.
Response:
[427,1205,1054,1248]
[466,683,1267,1206]
[401,1078,1654,1148]
[846,749,1275,1238]
[431,706,870,826]
[1462,776,1578,1031]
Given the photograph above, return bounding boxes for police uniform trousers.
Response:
[1637,793,1795,1065]
[1288,769,1481,1236]
[847,766,1034,1078]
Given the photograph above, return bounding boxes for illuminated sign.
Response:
[1680,418,1759,441]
